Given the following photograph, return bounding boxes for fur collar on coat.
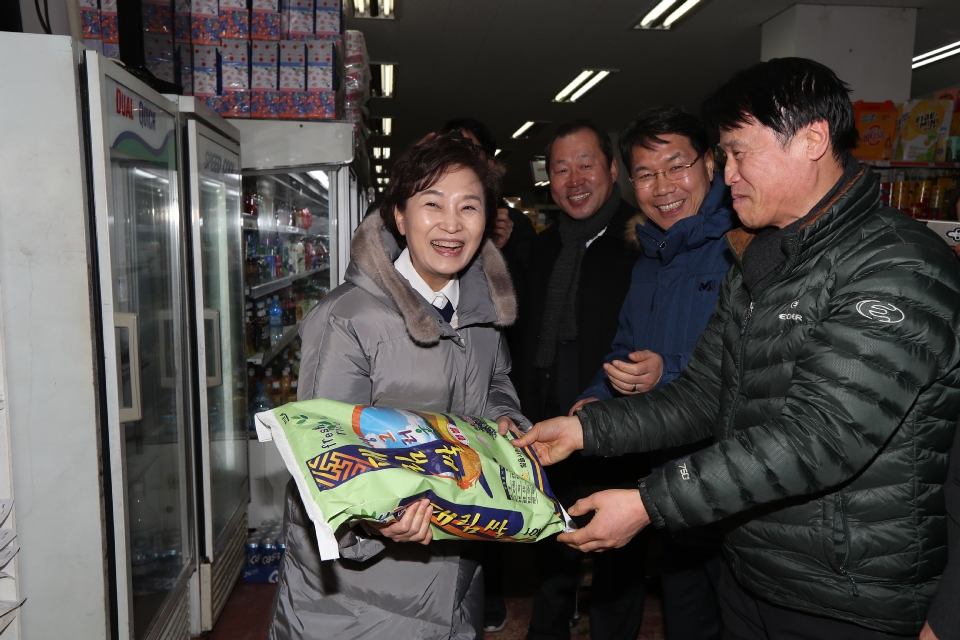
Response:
[349,213,517,346]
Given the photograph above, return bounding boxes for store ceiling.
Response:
[347,0,960,198]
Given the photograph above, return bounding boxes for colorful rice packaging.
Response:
[255,399,574,560]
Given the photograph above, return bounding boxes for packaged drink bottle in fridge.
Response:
[249,382,273,433]
[269,295,283,345]
[279,367,291,400]
[245,310,256,357]
[255,303,270,351]
[288,379,297,404]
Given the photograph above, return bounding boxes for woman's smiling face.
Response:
[395,166,487,291]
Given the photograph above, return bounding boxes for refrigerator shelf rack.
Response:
[241,214,314,236]
[247,321,302,366]
[246,265,329,299]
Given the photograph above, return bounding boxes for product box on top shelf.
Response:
[281,0,314,40]
[80,0,100,42]
[100,0,119,59]
[220,0,249,39]
[219,38,250,117]
[145,33,176,84]
[279,40,306,117]
[895,100,954,162]
[143,0,173,33]
[176,43,193,95]
[252,0,281,40]
[191,0,220,45]
[193,44,220,112]
[251,40,280,118]
[174,0,191,43]
[315,0,341,36]
[306,39,334,92]
[853,100,897,161]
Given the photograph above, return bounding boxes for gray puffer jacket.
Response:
[270,213,527,640]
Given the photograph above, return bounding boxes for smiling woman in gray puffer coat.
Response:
[269,133,529,640]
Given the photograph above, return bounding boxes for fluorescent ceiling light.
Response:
[382,147,391,159]
[913,41,960,68]
[913,39,960,63]
[512,122,536,139]
[535,180,550,187]
[494,149,501,157]
[308,170,330,189]
[382,117,392,136]
[569,70,610,102]
[381,0,392,17]
[640,0,680,27]
[355,0,366,13]
[554,70,595,102]
[373,146,383,159]
[375,164,383,173]
[380,64,394,97]
[663,0,700,27]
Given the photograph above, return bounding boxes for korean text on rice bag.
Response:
[255,399,573,560]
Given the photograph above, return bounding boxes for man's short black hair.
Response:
[618,106,709,171]
[545,120,616,168]
[443,117,497,158]
[701,57,858,163]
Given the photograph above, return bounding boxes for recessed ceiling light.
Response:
[634,0,706,29]
[380,64,394,97]
[569,70,612,102]
[554,70,595,102]
[382,117,392,136]
[494,149,502,156]
[913,39,960,68]
[638,0,680,28]
[512,122,536,139]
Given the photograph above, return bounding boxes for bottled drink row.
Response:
[244,282,328,356]
[248,344,302,433]
[244,230,330,287]
[875,168,960,220]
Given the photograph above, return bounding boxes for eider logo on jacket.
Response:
[856,300,905,324]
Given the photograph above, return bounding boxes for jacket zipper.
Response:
[837,489,859,596]
[724,301,755,438]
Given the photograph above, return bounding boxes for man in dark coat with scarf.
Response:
[572,107,736,640]
[519,120,644,640]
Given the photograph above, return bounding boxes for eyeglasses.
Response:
[629,153,702,189]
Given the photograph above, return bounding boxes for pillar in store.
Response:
[761,5,916,102]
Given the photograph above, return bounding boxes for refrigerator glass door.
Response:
[103,75,193,640]
[189,122,248,554]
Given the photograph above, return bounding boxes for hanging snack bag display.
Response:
[895,100,954,162]
[255,399,574,560]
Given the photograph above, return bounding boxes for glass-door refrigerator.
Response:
[175,98,249,635]
[0,34,194,640]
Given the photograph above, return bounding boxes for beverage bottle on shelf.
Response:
[292,349,302,378]
[288,238,303,274]
[304,241,316,270]
[294,237,305,273]
[269,296,284,345]
[255,303,270,351]
[279,368,292,401]
[249,382,272,433]
[282,292,296,326]
[289,378,298,403]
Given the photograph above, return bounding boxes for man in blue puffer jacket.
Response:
[572,107,736,640]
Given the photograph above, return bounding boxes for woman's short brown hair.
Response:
[379,132,501,248]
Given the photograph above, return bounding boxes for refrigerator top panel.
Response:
[233,120,354,173]
[176,96,241,146]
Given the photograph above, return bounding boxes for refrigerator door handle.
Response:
[204,308,223,388]
[114,312,143,422]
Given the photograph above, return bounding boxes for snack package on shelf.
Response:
[176,42,193,95]
[281,0,315,40]
[934,88,960,137]
[252,0,281,40]
[174,0,191,44]
[80,0,101,44]
[315,1,341,36]
[895,100,954,162]
[193,44,220,112]
[219,39,250,117]
[853,100,897,161]
[144,33,176,84]
[255,399,575,560]
[251,41,280,118]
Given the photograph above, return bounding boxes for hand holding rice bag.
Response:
[255,398,574,560]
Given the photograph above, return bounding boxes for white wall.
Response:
[762,5,916,103]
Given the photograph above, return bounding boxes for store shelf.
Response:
[246,265,328,299]
[241,214,313,235]
[247,322,301,366]
[862,161,960,168]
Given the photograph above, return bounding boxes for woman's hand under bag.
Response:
[370,498,434,544]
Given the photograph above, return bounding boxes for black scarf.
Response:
[534,184,622,369]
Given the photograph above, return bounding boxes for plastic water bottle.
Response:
[268,296,283,346]
[249,383,273,434]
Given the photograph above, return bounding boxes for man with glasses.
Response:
[516,58,960,639]
[570,106,736,640]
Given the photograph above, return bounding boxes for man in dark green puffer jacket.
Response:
[515,58,960,639]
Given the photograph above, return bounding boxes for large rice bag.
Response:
[255,398,574,560]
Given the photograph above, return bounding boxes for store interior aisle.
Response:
[210,538,666,640]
